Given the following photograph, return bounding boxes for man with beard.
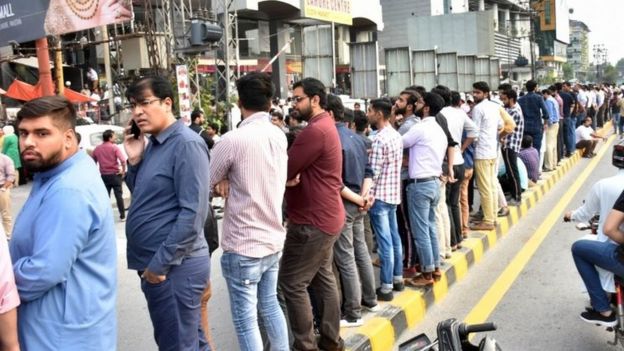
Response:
[518,80,550,164]
[279,78,345,351]
[394,89,423,277]
[365,98,404,301]
[500,88,525,205]
[471,82,504,231]
[10,96,117,350]
[402,92,448,286]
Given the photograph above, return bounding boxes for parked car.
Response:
[76,124,127,160]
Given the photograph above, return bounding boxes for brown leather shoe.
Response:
[406,274,434,287]
[432,268,442,282]
[470,222,495,231]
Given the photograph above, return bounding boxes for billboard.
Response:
[532,0,569,44]
[0,0,132,46]
[301,0,352,26]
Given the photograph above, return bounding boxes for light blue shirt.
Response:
[10,151,117,350]
[545,96,560,125]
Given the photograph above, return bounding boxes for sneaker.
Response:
[120,217,126,222]
[393,281,405,292]
[508,199,521,206]
[376,288,393,302]
[362,302,380,312]
[580,310,617,327]
[340,318,363,328]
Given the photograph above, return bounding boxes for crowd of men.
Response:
[0,72,617,351]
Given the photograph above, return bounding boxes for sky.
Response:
[567,0,622,65]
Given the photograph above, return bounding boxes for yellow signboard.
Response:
[301,0,352,26]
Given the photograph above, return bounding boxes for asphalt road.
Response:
[396,137,622,351]
[9,137,620,351]
[10,181,236,351]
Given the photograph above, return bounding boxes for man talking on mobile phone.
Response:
[123,76,211,350]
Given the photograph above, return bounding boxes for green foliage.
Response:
[603,64,619,84]
[616,58,624,74]
[539,70,558,86]
[562,63,574,81]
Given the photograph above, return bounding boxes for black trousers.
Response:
[102,174,125,218]
[501,147,522,201]
[446,164,465,246]
[557,118,565,161]
[397,179,417,268]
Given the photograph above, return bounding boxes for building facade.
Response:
[379,0,534,92]
[566,19,590,81]
[531,0,570,80]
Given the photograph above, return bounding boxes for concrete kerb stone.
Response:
[343,123,611,351]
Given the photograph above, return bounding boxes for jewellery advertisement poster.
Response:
[0,0,133,46]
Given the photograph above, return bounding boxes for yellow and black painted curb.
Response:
[343,123,611,351]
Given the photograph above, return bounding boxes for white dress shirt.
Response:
[471,99,503,160]
[440,106,479,165]
[402,117,447,179]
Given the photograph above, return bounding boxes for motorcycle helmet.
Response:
[613,141,624,168]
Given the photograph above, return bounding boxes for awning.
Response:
[5,80,95,103]
[63,88,95,103]
[5,80,41,101]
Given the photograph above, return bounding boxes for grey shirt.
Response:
[125,121,210,274]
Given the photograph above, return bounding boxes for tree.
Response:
[562,63,574,81]
[603,64,619,84]
[616,58,624,76]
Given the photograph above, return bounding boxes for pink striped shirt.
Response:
[0,227,19,314]
[210,112,288,257]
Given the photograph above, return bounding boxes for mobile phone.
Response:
[130,120,141,139]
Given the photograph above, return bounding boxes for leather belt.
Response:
[405,176,437,185]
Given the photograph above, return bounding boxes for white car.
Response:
[76,124,127,160]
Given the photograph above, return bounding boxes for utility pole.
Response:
[36,38,54,96]
[101,26,115,116]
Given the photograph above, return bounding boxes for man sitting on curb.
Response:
[576,117,604,158]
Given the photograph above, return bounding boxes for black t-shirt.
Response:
[559,92,575,117]
[614,190,624,212]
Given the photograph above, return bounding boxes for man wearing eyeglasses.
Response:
[279,78,345,351]
[123,76,212,350]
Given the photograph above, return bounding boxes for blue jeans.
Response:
[369,200,403,289]
[140,256,210,351]
[221,252,289,351]
[407,180,441,272]
[572,240,624,312]
[564,116,577,155]
[525,128,544,158]
[614,113,623,135]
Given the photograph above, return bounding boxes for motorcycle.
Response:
[398,319,501,351]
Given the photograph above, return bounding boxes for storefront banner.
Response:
[0,0,133,46]
[301,0,352,25]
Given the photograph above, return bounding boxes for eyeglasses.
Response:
[128,98,162,110]
[292,95,308,103]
